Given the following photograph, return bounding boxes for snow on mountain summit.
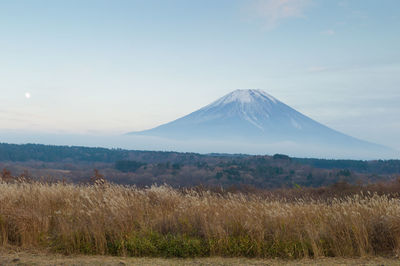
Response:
[197,89,281,126]
[208,89,277,106]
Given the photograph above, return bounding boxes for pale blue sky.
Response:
[1,0,400,149]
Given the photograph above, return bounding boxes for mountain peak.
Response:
[211,89,277,106]
[129,89,390,158]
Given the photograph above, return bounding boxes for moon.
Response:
[25,92,31,99]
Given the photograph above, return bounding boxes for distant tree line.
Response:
[1,143,400,189]
[293,158,400,175]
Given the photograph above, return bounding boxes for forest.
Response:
[1,143,399,188]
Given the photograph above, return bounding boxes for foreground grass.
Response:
[1,181,400,259]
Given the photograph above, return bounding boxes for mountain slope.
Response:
[128,89,391,156]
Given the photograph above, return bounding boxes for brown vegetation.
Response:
[1,178,400,258]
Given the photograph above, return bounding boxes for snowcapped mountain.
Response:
[128,89,391,157]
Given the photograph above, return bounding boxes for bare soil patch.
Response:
[0,251,399,266]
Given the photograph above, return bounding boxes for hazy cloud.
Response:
[246,0,312,29]
[320,29,335,35]
[351,10,368,19]
[338,1,349,8]
[306,66,330,72]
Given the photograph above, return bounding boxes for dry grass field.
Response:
[1,180,400,260]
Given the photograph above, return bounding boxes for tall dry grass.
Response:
[1,180,400,258]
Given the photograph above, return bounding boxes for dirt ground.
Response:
[0,250,399,266]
